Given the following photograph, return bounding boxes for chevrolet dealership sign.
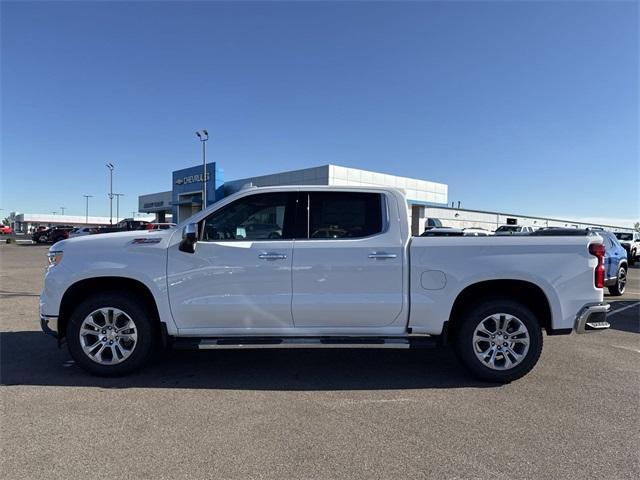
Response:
[175,172,210,185]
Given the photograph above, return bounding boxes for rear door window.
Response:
[305,192,383,239]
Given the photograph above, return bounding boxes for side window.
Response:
[307,192,383,239]
[201,192,292,241]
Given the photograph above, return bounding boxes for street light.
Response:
[60,206,66,215]
[106,163,114,224]
[113,193,124,223]
[82,195,93,224]
[195,130,209,211]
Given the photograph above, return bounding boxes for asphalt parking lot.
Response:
[1,243,639,479]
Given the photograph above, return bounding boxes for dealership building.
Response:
[139,163,632,234]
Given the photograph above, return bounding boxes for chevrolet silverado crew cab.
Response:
[40,186,611,382]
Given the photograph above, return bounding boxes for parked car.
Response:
[69,227,98,238]
[420,227,464,236]
[598,231,628,296]
[41,186,611,382]
[33,229,50,243]
[613,231,639,266]
[530,227,588,236]
[49,227,74,243]
[95,218,150,234]
[237,223,282,239]
[494,225,536,235]
[310,226,347,238]
[33,226,74,243]
[145,223,177,231]
[0,225,13,235]
[423,218,443,230]
[463,228,492,236]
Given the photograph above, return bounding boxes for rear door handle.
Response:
[368,252,397,259]
[258,252,288,260]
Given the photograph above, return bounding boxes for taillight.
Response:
[589,243,605,288]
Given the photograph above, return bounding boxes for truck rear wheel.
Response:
[66,292,156,376]
[453,299,543,383]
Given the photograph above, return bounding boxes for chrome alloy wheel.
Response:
[472,313,530,371]
[79,308,138,365]
[618,269,627,293]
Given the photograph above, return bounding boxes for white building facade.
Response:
[138,163,632,233]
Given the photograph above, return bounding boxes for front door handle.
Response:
[258,252,288,260]
[368,252,397,259]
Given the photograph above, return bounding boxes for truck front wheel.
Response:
[453,299,543,383]
[66,292,156,376]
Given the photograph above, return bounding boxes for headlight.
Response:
[47,250,64,267]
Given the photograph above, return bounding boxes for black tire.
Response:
[453,299,543,383]
[37,234,48,243]
[67,292,157,376]
[629,252,636,267]
[608,266,627,296]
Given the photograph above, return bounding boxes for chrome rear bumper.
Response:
[575,303,610,334]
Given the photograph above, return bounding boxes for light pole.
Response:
[195,130,209,211]
[83,195,93,224]
[106,163,114,224]
[113,193,124,223]
[60,206,66,215]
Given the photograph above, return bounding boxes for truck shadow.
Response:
[1,331,495,390]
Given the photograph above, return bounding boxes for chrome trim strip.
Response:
[368,252,398,259]
[197,339,410,350]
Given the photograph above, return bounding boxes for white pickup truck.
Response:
[40,186,611,382]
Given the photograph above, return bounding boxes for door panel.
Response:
[168,241,293,329]
[167,191,296,330]
[291,241,403,327]
[291,192,404,328]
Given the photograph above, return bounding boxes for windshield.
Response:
[496,226,518,232]
[614,232,632,241]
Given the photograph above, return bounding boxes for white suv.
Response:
[494,225,535,235]
[614,231,639,265]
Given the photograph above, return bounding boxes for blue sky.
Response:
[2,1,638,225]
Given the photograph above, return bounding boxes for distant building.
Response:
[138,163,632,233]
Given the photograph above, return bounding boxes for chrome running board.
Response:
[172,336,439,350]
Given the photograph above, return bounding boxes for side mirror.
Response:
[179,223,198,253]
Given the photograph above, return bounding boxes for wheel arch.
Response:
[58,276,162,342]
[447,279,554,340]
